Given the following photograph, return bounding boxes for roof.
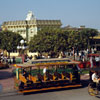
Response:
[2,20,62,26]
[36,20,62,26]
[2,20,36,26]
[32,58,71,64]
[14,58,80,68]
[35,61,80,67]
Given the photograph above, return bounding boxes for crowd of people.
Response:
[0,54,16,64]
[0,53,33,64]
[0,47,98,65]
[66,48,97,61]
[32,48,98,62]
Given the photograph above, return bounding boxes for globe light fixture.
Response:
[17,39,27,63]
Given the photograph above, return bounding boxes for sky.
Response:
[0,0,100,29]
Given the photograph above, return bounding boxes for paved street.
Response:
[0,86,100,100]
[0,67,14,92]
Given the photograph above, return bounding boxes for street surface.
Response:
[0,67,14,92]
[0,86,100,100]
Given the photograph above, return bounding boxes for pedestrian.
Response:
[13,56,16,64]
[79,52,82,61]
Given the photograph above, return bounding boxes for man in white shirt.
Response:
[92,71,100,83]
[92,71,100,93]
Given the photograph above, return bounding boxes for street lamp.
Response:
[72,47,75,60]
[17,40,27,63]
[25,20,28,42]
[20,39,25,44]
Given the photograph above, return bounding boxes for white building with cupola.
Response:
[2,11,62,42]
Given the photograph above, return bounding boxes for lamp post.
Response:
[17,40,27,63]
[25,20,28,42]
[73,47,75,60]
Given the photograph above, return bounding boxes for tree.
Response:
[67,28,98,50]
[80,28,98,49]
[29,28,68,56]
[0,31,23,56]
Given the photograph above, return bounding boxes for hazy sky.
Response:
[0,0,100,29]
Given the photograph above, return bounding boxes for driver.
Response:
[23,69,28,79]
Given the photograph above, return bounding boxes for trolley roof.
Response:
[14,58,80,68]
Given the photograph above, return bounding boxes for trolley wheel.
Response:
[88,83,99,96]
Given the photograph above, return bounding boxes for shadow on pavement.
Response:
[96,95,100,98]
[0,71,13,80]
[23,79,90,95]
[0,85,2,92]
[23,84,86,95]
[81,79,89,88]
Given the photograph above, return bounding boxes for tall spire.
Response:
[26,11,35,20]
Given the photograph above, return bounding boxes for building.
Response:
[62,25,86,31]
[92,34,100,51]
[63,25,100,51]
[1,11,62,42]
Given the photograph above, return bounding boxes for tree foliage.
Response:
[0,31,23,53]
[29,28,98,54]
[29,28,68,53]
[67,28,98,50]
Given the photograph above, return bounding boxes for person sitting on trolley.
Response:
[92,71,100,91]
[23,69,28,79]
